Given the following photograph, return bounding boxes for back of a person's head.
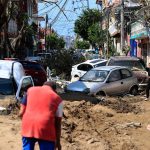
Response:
[43,81,56,91]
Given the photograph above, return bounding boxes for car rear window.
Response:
[21,62,43,70]
[108,60,145,71]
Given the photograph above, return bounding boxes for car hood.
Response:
[67,80,104,94]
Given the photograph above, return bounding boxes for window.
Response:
[108,70,121,82]
[77,64,93,71]
[121,69,132,79]
[94,61,107,67]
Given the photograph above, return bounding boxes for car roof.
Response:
[77,59,107,66]
[92,66,128,71]
[18,60,40,65]
[109,56,140,61]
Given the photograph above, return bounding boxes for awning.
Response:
[108,23,120,37]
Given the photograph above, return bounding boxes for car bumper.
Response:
[139,83,147,91]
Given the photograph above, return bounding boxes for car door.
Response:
[120,68,135,93]
[16,76,34,101]
[104,69,124,96]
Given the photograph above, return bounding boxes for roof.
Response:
[109,56,140,61]
[92,66,128,71]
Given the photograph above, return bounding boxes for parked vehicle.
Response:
[0,60,25,86]
[71,59,107,82]
[0,60,34,96]
[82,49,99,59]
[66,66,139,96]
[18,60,47,86]
[25,56,42,62]
[106,56,148,90]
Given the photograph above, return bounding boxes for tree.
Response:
[88,23,106,48]
[46,33,65,50]
[0,1,37,58]
[75,40,90,49]
[74,9,101,41]
[0,0,10,30]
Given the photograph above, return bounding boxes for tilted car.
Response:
[71,59,107,82]
[18,60,47,86]
[0,60,34,96]
[66,66,139,96]
[106,56,148,91]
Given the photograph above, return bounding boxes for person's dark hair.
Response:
[44,81,56,91]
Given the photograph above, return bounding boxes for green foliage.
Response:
[88,23,107,48]
[46,33,65,50]
[44,49,85,80]
[75,40,90,49]
[74,9,101,40]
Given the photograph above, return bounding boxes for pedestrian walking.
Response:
[19,81,63,150]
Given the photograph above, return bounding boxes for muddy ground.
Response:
[0,93,150,150]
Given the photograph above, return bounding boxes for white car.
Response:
[71,59,107,82]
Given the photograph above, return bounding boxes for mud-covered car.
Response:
[66,66,139,96]
[106,56,148,91]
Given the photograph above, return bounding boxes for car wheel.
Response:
[97,91,106,96]
[130,86,138,96]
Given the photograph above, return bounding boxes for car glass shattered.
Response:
[110,60,145,71]
[80,70,109,82]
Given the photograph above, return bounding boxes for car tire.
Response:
[130,86,138,96]
[97,91,106,96]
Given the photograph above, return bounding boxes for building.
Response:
[0,0,38,58]
[96,0,144,57]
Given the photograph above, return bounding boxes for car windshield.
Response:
[0,78,14,95]
[80,70,109,82]
[110,60,145,71]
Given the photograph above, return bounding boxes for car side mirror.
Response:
[16,76,34,101]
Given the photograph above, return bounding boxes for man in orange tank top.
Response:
[19,81,63,150]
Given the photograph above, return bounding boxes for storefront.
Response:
[130,22,150,65]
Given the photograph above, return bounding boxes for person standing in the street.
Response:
[99,46,103,58]
[145,76,150,100]
[19,81,63,150]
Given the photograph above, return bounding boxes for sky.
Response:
[38,0,100,37]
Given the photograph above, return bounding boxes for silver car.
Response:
[66,66,139,96]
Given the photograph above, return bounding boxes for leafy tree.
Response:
[88,23,107,48]
[0,1,37,58]
[46,33,65,50]
[75,40,90,49]
[74,9,101,40]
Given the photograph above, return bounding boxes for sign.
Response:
[130,22,149,39]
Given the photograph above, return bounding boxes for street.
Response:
[1,94,150,150]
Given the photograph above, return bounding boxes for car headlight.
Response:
[83,88,90,94]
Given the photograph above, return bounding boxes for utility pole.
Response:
[87,0,89,9]
[45,13,48,53]
[106,8,110,59]
[120,0,124,55]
